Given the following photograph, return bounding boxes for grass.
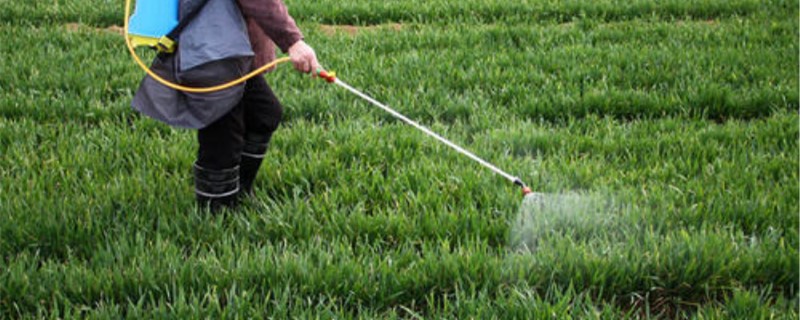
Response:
[0,0,797,318]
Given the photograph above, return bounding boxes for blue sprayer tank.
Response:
[128,0,179,48]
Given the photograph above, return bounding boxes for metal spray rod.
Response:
[316,70,532,196]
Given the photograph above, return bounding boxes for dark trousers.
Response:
[194,76,283,207]
[196,76,283,170]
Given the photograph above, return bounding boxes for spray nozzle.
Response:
[522,186,533,196]
[513,177,533,196]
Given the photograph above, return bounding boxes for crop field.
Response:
[0,0,798,318]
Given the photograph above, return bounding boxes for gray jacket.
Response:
[131,0,254,129]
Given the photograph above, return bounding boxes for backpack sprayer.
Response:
[125,0,533,197]
[125,0,291,93]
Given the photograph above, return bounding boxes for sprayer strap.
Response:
[159,0,212,53]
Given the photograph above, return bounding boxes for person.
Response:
[131,0,321,211]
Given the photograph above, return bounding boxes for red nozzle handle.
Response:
[316,69,336,83]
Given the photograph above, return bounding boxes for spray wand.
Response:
[317,70,533,197]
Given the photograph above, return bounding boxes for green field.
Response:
[1,0,798,318]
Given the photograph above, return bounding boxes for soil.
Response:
[319,23,403,36]
[64,23,124,36]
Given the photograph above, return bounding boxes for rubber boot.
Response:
[239,133,270,195]
[239,155,263,195]
[194,163,240,212]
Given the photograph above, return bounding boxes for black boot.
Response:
[194,163,240,212]
[239,133,269,195]
[239,154,263,195]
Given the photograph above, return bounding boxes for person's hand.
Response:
[287,40,321,74]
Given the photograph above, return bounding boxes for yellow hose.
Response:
[124,0,291,93]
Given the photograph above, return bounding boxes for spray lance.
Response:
[316,70,534,197]
[124,0,533,197]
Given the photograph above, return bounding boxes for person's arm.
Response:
[238,0,320,73]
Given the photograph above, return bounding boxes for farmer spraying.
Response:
[129,0,321,211]
[125,0,534,213]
